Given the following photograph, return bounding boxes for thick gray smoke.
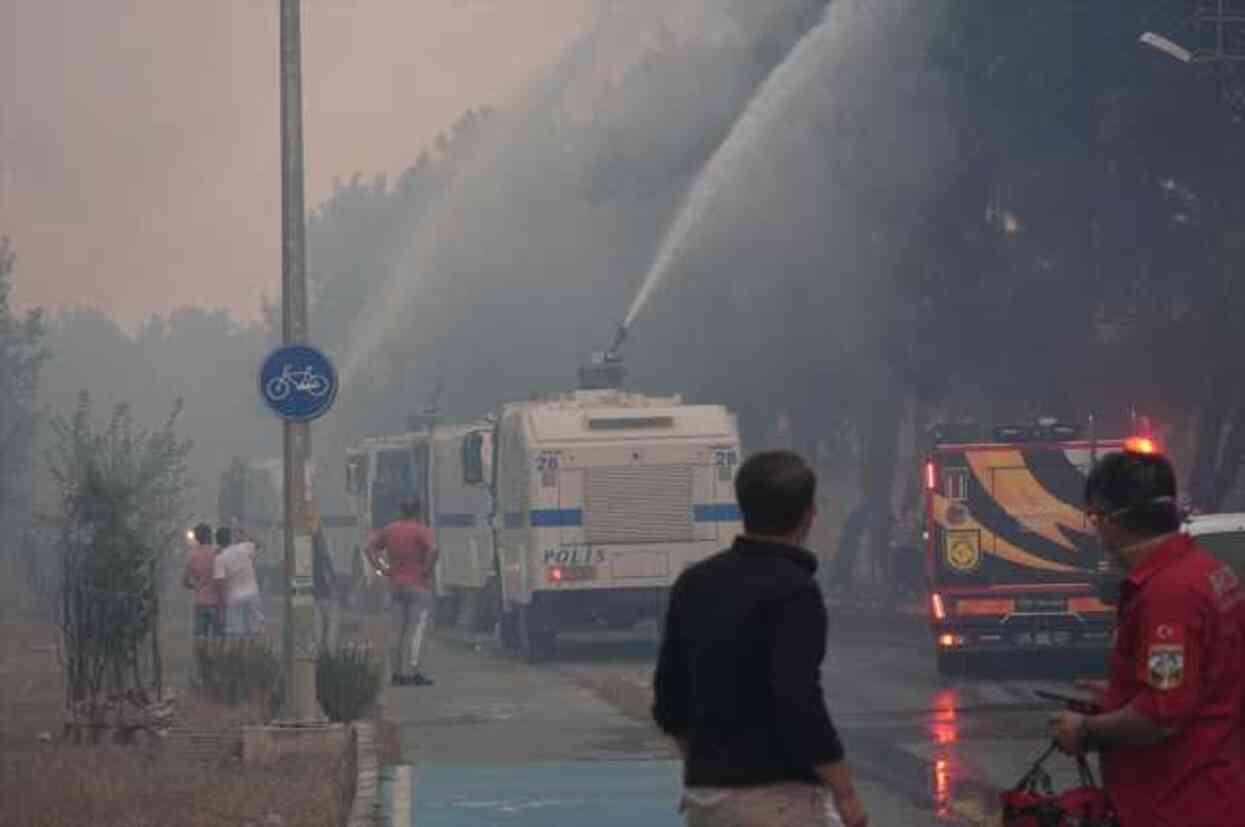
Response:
[338,0,834,387]
[306,0,953,511]
[630,0,954,442]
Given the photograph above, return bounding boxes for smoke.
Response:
[628,0,955,443]
[334,0,837,395]
[1,0,599,325]
[305,0,955,509]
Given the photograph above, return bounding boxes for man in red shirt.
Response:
[365,497,439,686]
[1051,450,1245,827]
[182,523,221,638]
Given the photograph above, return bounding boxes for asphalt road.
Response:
[379,617,1109,826]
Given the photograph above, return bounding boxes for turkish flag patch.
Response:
[1148,644,1185,690]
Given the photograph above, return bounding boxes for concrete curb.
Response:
[343,722,380,827]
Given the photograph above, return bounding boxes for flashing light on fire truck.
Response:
[1124,436,1158,455]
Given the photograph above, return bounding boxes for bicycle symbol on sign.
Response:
[264,363,332,402]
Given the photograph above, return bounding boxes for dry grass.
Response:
[0,595,348,827]
[1,743,343,827]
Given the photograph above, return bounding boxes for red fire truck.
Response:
[921,419,1156,674]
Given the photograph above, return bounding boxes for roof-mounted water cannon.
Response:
[608,321,628,357]
[407,376,446,432]
[578,322,629,390]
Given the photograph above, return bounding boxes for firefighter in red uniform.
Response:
[1050,448,1245,827]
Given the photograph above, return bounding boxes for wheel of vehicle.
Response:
[654,593,671,640]
[520,603,556,664]
[499,607,521,651]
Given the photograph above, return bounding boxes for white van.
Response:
[1185,512,1245,575]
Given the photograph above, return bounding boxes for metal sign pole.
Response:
[279,0,318,722]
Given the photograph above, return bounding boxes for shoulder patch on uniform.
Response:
[1208,566,1244,611]
[1209,565,1238,594]
[1148,644,1185,691]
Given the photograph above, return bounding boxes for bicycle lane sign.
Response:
[258,344,338,422]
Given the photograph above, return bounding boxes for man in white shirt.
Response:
[213,525,265,637]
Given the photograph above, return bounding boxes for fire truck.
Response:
[921,419,1151,674]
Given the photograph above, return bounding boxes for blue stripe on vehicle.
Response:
[436,513,476,528]
[529,508,583,528]
[693,503,742,523]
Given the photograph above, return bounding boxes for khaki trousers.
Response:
[682,783,843,827]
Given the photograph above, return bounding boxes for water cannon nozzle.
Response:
[608,323,628,357]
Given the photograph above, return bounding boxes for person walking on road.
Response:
[213,525,266,637]
[1050,449,1245,826]
[653,450,869,827]
[311,509,339,652]
[365,496,439,687]
[182,523,222,638]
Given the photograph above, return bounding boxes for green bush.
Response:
[316,643,383,723]
[193,637,281,709]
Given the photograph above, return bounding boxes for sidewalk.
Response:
[379,633,671,765]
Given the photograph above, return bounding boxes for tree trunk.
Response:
[151,591,163,699]
[1209,401,1245,511]
[1190,385,1232,510]
[863,384,903,605]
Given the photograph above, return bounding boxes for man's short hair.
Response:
[215,526,233,548]
[1085,450,1181,536]
[735,451,816,536]
[399,497,421,519]
[194,523,213,545]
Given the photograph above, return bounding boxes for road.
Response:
[378,615,1108,826]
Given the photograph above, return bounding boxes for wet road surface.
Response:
[380,618,1108,826]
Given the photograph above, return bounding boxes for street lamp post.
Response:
[1140,0,1245,114]
[279,0,319,722]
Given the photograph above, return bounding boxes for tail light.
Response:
[548,566,564,584]
[1124,436,1158,455]
[931,592,947,621]
[925,461,938,492]
[955,598,1015,616]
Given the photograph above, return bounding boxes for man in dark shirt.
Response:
[654,450,868,827]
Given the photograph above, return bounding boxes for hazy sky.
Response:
[1,0,597,326]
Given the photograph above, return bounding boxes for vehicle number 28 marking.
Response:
[536,453,560,473]
[713,449,739,467]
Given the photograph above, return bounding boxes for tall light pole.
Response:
[279,0,318,722]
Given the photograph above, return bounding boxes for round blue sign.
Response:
[258,345,338,422]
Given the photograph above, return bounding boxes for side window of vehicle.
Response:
[945,469,969,502]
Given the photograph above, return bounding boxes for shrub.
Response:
[193,637,281,710]
[316,644,383,723]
